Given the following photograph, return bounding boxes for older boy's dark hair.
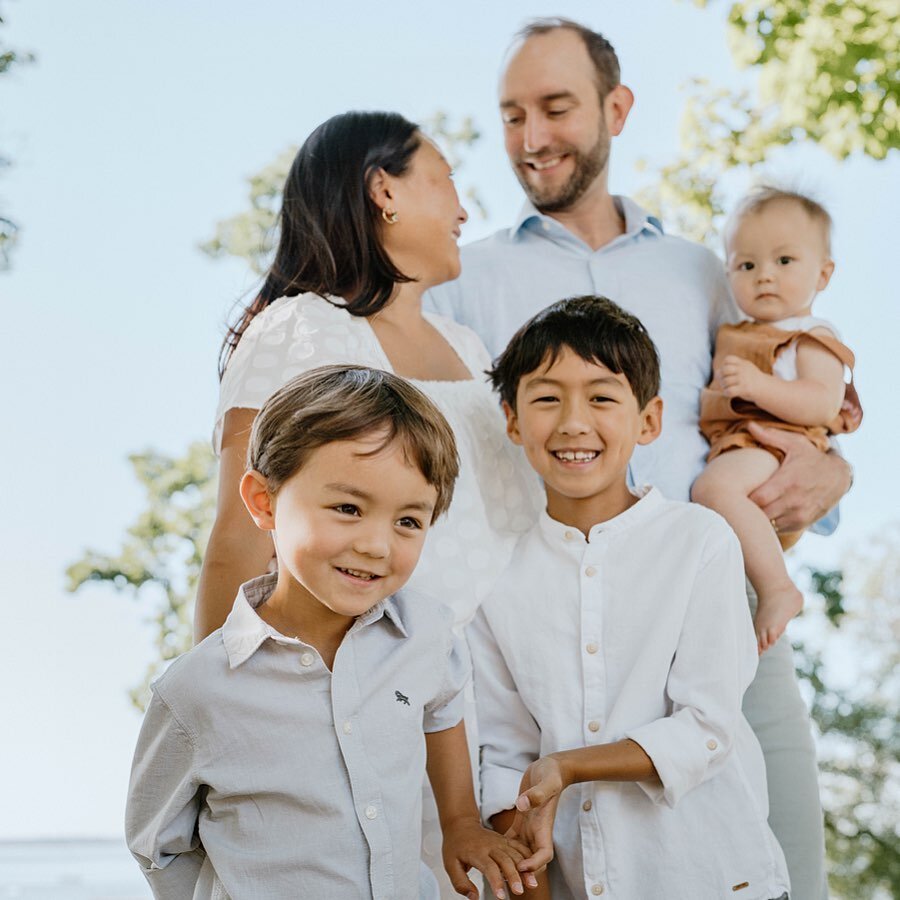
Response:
[514,17,620,99]
[248,365,459,522]
[489,296,660,410]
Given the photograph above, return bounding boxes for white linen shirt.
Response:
[469,488,790,900]
[126,574,468,900]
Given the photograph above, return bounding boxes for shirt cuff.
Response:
[480,764,525,824]
[137,851,205,900]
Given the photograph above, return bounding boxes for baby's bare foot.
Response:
[754,586,803,654]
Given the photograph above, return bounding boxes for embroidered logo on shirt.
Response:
[395,690,410,706]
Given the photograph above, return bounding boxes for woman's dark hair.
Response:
[220,111,421,375]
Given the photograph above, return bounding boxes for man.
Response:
[428,18,850,899]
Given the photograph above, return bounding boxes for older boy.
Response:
[470,298,790,899]
[126,366,535,900]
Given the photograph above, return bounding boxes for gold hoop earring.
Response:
[382,207,399,225]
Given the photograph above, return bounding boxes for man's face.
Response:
[500,29,610,213]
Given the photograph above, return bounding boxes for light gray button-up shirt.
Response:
[126,574,468,900]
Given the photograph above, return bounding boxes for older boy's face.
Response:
[267,434,437,623]
[505,347,661,524]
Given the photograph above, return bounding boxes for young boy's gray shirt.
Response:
[126,573,468,900]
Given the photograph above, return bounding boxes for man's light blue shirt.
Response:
[426,196,838,530]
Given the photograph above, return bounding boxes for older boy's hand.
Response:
[505,756,566,874]
[442,815,538,900]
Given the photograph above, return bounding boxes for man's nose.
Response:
[522,114,551,155]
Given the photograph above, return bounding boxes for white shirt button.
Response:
[582,799,593,812]
[300,653,314,667]
[588,720,601,733]
[564,529,575,540]
[585,566,597,577]
[342,720,353,735]
[591,885,604,896]
[365,805,377,819]
[706,739,718,751]
[542,221,550,231]
[585,642,598,654]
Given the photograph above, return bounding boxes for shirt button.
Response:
[584,566,597,577]
[585,642,598,654]
[706,739,718,751]
[582,799,592,812]
[300,652,314,667]
[591,885,604,895]
[342,720,353,735]
[542,221,550,231]
[564,529,575,540]
[365,805,377,819]
[588,720,601,733]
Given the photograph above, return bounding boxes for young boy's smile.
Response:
[505,347,661,533]
[243,432,438,635]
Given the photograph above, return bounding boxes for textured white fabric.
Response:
[469,488,790,900]
[214,293,544,627]
[762,314,841,381]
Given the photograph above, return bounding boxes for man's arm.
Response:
[125,693,205,899]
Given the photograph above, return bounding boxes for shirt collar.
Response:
[511,195,664,242]
[222,573,409,669]
[538,485,664,549]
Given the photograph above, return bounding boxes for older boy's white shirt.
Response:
[126,574,466,900]
[470,488,790,900]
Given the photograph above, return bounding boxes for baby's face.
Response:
[726,199,834,323]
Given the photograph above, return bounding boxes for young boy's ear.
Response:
[637,396,664,446]
[502,401,523,445]
[240,470,276,531]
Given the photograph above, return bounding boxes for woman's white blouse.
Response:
[215,293,543,626]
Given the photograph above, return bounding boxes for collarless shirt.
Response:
[469,488,790,900]
[126,574,468,900]
[426,196,738,503]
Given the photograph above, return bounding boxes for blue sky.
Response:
[1,0,896,841]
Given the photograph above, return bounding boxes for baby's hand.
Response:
[442,815,539,900]
[718,354,765,401]
[505,756,567,874]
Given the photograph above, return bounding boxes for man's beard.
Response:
[515,128,610,213]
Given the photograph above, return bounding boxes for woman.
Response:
[196,111,542,895]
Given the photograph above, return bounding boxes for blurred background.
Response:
[1,1,896,896]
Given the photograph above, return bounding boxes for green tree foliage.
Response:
[794,527,900,898]
[66,443,217,709]
[197,113,483,273]
[0,3,35,269]
[637,0,899,243]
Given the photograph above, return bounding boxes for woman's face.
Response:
[380,138,468,290]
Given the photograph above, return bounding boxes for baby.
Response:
[692,187,859,652]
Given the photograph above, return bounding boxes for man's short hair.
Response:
[515,17,621,98]
[489,296,661,411]
[248,365,459,522]
[726,185,833,255]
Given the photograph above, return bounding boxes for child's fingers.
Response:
[491,847,526,896]
[516,843,555,873]
[445,858,479,900]
[479,856,512,899]
[515,783,554,811]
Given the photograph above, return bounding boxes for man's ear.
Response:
[502,400,523,445]
[240,470,276,531]
[817,258,835,292]
[637,396,663,446]
[605,84,634,136]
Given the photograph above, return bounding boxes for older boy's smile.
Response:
[505,347,662,533]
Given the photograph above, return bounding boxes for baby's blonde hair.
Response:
[725,185,833,256]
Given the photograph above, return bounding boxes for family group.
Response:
[125,17,859,900]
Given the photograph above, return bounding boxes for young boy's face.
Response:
[504,347,661,524]
[244,433,438,622]
[727,199,834,323]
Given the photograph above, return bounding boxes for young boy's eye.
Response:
[591,395,614,404]
[397,516,422,530]
[532,395,560,404]
[737,261,754,271]
[333,504,360,516]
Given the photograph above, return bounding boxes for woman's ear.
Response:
[367,167,394,213]
[240,470,276,531]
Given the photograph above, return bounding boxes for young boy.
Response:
[470,298,790,899]
[693,187,858,652]
[126,365,536,900]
